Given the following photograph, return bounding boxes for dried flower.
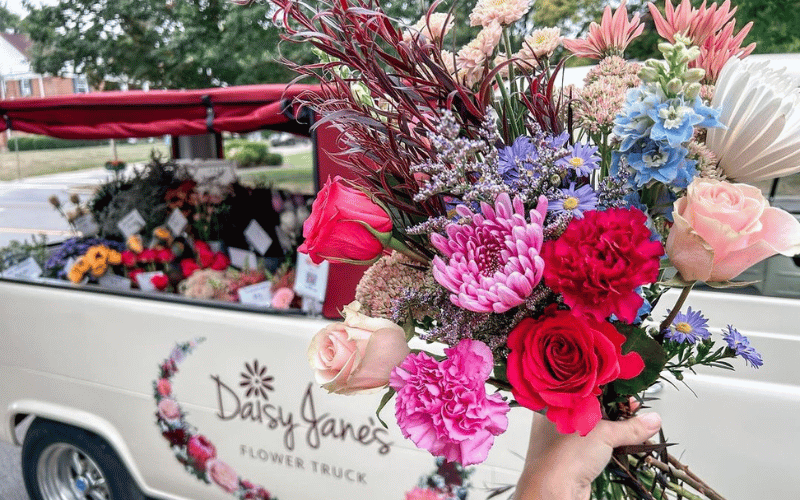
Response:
[356,252,428,320]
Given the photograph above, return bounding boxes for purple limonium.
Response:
[663,306,710,344]
[722,325,763,368]
[498,136,538,183]
[548,183,598,220]
[431,193,548,314]
[557,142,600,176]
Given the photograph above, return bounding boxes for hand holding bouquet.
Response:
[270,0,800,497]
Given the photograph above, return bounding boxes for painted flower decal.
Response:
[239,360,275,400]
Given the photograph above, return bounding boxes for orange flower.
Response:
[107,250,122,266]
[127,235,144,253]
[153,226,172,242]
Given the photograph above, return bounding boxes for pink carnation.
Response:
[389,339,510,466]
[431,193,547,313]
[405,487,445,500]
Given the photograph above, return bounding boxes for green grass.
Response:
[0,141,169,181]
[239,151,314,193]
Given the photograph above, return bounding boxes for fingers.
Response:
[597,413,662,449]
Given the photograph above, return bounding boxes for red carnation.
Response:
[181,258,200,278]
[542,208,663,323]
[210,253,230,271]
[197,248,214,268]
[156,248,175,264]
[121,250,138,267]
[129,268,144,286]
[506,306,644,435]
[138,248,157,264]
[151,274,170,291]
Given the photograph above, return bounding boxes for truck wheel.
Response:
[21,419,145,500]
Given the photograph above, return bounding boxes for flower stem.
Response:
[656,282,695,342]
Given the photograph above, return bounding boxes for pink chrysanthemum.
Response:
[469,0,531,28]
[562,1,644,59]
[403,13,454,44]
[456,22,503,87]
[431,193,548,314]
[518,27,562,60]
[390,339,510,466]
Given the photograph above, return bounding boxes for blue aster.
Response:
[722,325,763,369]
[548,183,598,220]
[663,307,710,344]
[498,136,538,184]
[557,142,600,176]
[545,130,570,149]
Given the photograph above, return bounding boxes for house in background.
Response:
[0,31,90,149]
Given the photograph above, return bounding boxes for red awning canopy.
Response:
[0,84,319,139]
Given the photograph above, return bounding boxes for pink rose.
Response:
[298,176,392,264]
[187,435,217,471]
[271,287,295,309]
[308,301,410,395]
[157,398,181,421]
[389,339,510,465]
[666,179,800,282]
[206,459,239,493]
[405,487,445,500]
[156,378,172,396]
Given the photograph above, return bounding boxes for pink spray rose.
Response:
[298,176,392,264]
[156,378,172,396]
[389,339,510,466]
[206,459,239,493]
[405,487,445,500]
[308,301,410,395]
[157,398,181,421]
[666,178,800,282]
[187,435,217,471]
[271,287,295,309]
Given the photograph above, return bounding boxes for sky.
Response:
[4,0,58,18]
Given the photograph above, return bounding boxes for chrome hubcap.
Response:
[37,443,111,500]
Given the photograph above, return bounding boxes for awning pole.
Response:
[14,133,21,181]
[110,138,118,161]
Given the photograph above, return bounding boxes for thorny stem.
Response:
[656,282,695,341]
[666,454,726,500]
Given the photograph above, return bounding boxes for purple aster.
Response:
[557,142,600,176]
[548,183,598,220]
[498,136,538,183]
[431,193,548,314]
[663,306,710,344]
[722,325,763,369]
[545,131,570,149]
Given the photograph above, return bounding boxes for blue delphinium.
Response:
[663,307,710,344]
[548,183,598,220]
[647,95,720,148]
[557,142,600,177]
[612,139,696,188]
[722,325,764,368]
[613,84,665,151]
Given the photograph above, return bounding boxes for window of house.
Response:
[73,76,89,93]
[19,79,32,97]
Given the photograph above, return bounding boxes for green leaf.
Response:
[375,388,395,429]
[610,324,667,396]
[657,274,696,288]
[704,279,760,289]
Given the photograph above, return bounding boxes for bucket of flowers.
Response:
[266,0,800,498]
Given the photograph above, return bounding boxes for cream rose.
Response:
[666,178,800,282]
[157,398,181,421]
[308,301,410,395]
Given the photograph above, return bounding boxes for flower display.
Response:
[666,178,800,282]
[390,339,510,465]
[308,302,410,394]
[268,0,792,496]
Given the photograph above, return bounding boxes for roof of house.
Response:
[0,32,31,59]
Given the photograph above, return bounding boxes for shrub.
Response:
[225,141,282,168]
[9,136,109,151]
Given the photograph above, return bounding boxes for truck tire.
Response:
[21,418,145,500]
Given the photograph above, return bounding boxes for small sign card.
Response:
[237,281,274,308]
[98,273,131,290]
[166,208,188,236]
[229,247,258,270]
[74,214,99,237]
[244,219,273,255]
[1,257,43,280]
[293,252,329,303]
[117,209,146,238]
[135,271,165,292]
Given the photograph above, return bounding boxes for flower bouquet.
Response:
[269,0,800,497]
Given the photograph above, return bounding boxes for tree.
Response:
[22,0,309,88]
[0,4,21,32]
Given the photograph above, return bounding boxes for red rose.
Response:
[187,435,217,470]
[542,208,663,323]
[181,258,200,278]
[506,307,644,436]
[138,248,157,264]
[121,250,138,267]
[129,268,144,286]
[156,248,175,264]
[194,240,211,254]
[298,176,392,264]
[151,274,169,291]
[210,253,230,271]
[197,248,214,268]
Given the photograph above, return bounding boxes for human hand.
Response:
[514,409,662,500]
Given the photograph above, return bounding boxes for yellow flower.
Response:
[68,264,86,283]
[72,257,91,274]
[107,250,122,266]
[153,226,171,241]
[127,235,143,253]
[90,261,108,278]
[85,245,109,268]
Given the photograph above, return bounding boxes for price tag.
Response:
[74,214,99,236]
[166,208,188,236]
[237,281,273,307]
[117,209,146,238]
[1,257,43,280]
[293,252,329,303]
[228,247,258,270]
[244,219,273,255]
[136,271,164,292]
[98,273,131,290]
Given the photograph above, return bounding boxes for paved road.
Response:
[1,430,29,500]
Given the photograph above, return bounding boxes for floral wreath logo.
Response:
[153,339,276,500]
